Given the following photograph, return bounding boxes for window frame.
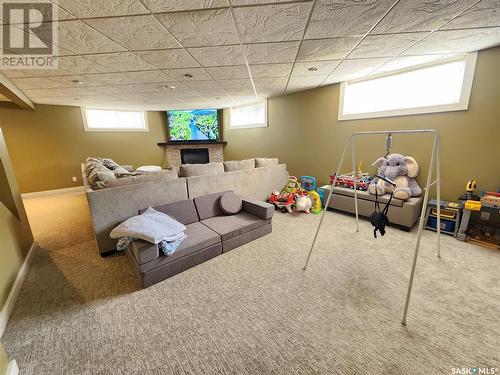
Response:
[81,107,149,132]
[229,100,268,129]
[338,53,477,121]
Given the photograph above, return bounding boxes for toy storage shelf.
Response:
[424,199,462,237]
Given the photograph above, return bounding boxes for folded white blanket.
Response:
[110,207,186,244]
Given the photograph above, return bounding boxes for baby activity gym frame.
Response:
[303,129,442,326]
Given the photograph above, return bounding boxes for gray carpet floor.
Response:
[3,192,499,375]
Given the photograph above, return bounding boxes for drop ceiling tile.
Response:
[84,72,140,85]
[123,70,173,83]
[205,65,250,80]
[86,16,179,51]
[244,42,300,64]
[305,0,394,39]
[297,37,361,61]
[253,77,287,95]
[224,88,256,97]
[349,33,426,58]
[217,79,253,89]
[402,28,500,55]
[372,0,479,34]
[292,60,340,76]
[157,8,239,47]
[56,20,126,54]
[233,3,312,43]
[162,67,212,81]
[11,75,89,90]
[375,54,448,73]
[141,0,228,12]
[187,45,246,67]
[441,0,500,30]
[85,52,156,71]
[250,63,293,78]
[184,80,223,90]
[57,0,148,17]
[286,75,327,93]
[332,57,390,78]
[58,56,115,74]
[322,73,352,85]
[135,49,201,69]
[232,0,307,4]
[1,67,69,78]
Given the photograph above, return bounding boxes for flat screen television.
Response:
[167,109,220,141]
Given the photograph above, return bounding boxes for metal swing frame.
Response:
[303,129,441,325]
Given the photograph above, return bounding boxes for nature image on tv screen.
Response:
[167,109,219,141]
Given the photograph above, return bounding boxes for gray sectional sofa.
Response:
[128,191,274,288]
[82,158,288,256]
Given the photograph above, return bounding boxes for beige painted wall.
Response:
[0,128,33,310]
[223,47,500,201]
[0,105,168,193]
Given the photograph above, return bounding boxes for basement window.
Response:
[81,108,148,132]
[229,100,267,129]
[338,53,477,121]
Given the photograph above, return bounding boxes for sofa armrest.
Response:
[121,165,134,172]
[242,198,274,219]
[130,240,159,265]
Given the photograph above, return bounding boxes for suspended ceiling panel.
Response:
[0,0,498,110]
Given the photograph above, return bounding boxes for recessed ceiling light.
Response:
[163,85,176,90]
[184,73,193,78]
[72,80,84,85]
[308,67,318,72]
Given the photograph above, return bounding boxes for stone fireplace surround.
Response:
[159,141,226,169]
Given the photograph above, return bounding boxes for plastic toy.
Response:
[283,176,303,195]
[308,190,322,214]
[481,192,500,207]
[295,195,312,214]
[301,176,316,191]
[459,180,480,201]
[330,174,372,191]
[268,191,295,213]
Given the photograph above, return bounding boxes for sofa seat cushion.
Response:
[138,222,220,273]
[201,212,270,241]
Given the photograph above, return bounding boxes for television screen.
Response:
[167,109,220,141]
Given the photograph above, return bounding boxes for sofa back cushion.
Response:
[94,169,178,190]
[140,199,199,225]
[223,159,255,172]
[179,162,224,177]
[88,165,116,187]
[193,191,231,220]
[255,158,278,167]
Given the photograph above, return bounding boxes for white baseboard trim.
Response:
[0,241,38,338]
[21,186,83,199]
[6,360,19,375]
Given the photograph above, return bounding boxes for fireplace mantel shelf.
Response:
[157,141,227,146]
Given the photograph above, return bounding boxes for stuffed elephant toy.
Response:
[368,153,422,201]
